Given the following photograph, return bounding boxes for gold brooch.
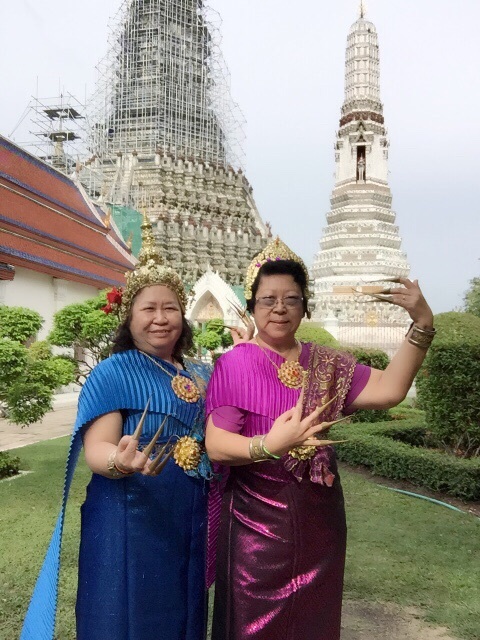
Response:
[277,361,305,389]
[173,436,202,471]
[171,375,201,403]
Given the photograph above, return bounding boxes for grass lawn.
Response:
[1,438,479,639]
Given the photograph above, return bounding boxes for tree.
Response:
[195,319,233,360]
[48,292,118,381]
[463,277,480,317]
[0,306,75,426]
[0,306,43,342]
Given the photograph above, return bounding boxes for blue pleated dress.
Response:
[21,349,212,640]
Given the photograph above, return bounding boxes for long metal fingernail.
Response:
[132,397,152,440]
[141,415,168,459]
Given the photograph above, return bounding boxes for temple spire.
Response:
[359,1,366,19]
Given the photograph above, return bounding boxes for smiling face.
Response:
[252,274,304,349]
[129,285,184,361]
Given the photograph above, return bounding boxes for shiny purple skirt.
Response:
[211,459,347,640]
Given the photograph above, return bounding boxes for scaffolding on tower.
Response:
[87,0,246,178]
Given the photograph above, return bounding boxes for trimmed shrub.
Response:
[295,323,338,348]
[343,347,390,423]
[416,312,480,458]
[0,306,43,343]
[334,419,480,501]
[0,451,21,479]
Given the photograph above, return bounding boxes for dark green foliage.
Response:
[334,419,480,500]
[343,347,391,423]
[0,451,21,479]
[416,312,480,458]
[0,306,43,343]
[295,322,338,348]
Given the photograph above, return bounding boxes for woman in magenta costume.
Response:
[205,237,435,640]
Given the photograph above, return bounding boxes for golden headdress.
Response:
[120,214,187,319]
[244,236,311,301]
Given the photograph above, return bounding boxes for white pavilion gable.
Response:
[187,267,244,327]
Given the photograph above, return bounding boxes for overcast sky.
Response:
[1,0,479,314]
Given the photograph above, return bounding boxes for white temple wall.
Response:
[0,267,99,339]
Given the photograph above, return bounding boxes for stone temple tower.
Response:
[87,0,269,287]
[311,5,410,355]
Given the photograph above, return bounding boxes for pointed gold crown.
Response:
[120,213,187,319]
[244,236,311,301]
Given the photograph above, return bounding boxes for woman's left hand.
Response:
[389,278,434,329]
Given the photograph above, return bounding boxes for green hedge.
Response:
[416,312,480,458]
[0,451,21,479]
[333,419,480,501]
[343,347,391,423]
[295,323,338,348]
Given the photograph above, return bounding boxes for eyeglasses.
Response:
[255,296,304,309]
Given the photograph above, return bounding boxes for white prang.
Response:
[311,11,410,357]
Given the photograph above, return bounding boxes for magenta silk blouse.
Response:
[209,343,371,433]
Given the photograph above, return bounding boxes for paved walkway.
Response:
[0,393,78,452]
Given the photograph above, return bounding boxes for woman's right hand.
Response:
[262,389,335,457]
[114,435,151,474]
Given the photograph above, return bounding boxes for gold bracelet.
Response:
[249,435,270,462]
[106,450,134,478]
[407,323,436,349]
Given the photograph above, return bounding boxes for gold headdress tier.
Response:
[120,214,187,318]
[244,236,311,301]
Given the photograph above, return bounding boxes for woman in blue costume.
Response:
[21,218,212,640]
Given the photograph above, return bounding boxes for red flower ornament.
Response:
[102,287,123,315]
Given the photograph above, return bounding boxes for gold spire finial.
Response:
[137,211,164,268]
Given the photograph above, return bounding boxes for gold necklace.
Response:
[139,350,201,403]
[255,339,305,389]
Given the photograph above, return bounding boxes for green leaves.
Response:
[0,306,43,343]
[345,347,390,423]
[194,319,233,355]
[416,312,480,458]
[0,308,77,427]
[463,276,480,317]
[0,339,28,386]
[48,292,119,379]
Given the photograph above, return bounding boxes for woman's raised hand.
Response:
[262,389,343,457]
[388,278,434,328]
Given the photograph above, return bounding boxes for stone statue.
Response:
[357,156,365,182]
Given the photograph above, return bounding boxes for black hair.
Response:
[246,259,310,318]
[112,312,194,366]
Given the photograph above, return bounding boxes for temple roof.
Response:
[0,135,136,288]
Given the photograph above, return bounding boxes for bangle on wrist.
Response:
[107,450,134,478]
[406,322,436,349]
[260,438,281,460]
[249,435,271,462]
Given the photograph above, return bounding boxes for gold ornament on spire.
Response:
[120,213,187,319]
[244,236,311,302]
